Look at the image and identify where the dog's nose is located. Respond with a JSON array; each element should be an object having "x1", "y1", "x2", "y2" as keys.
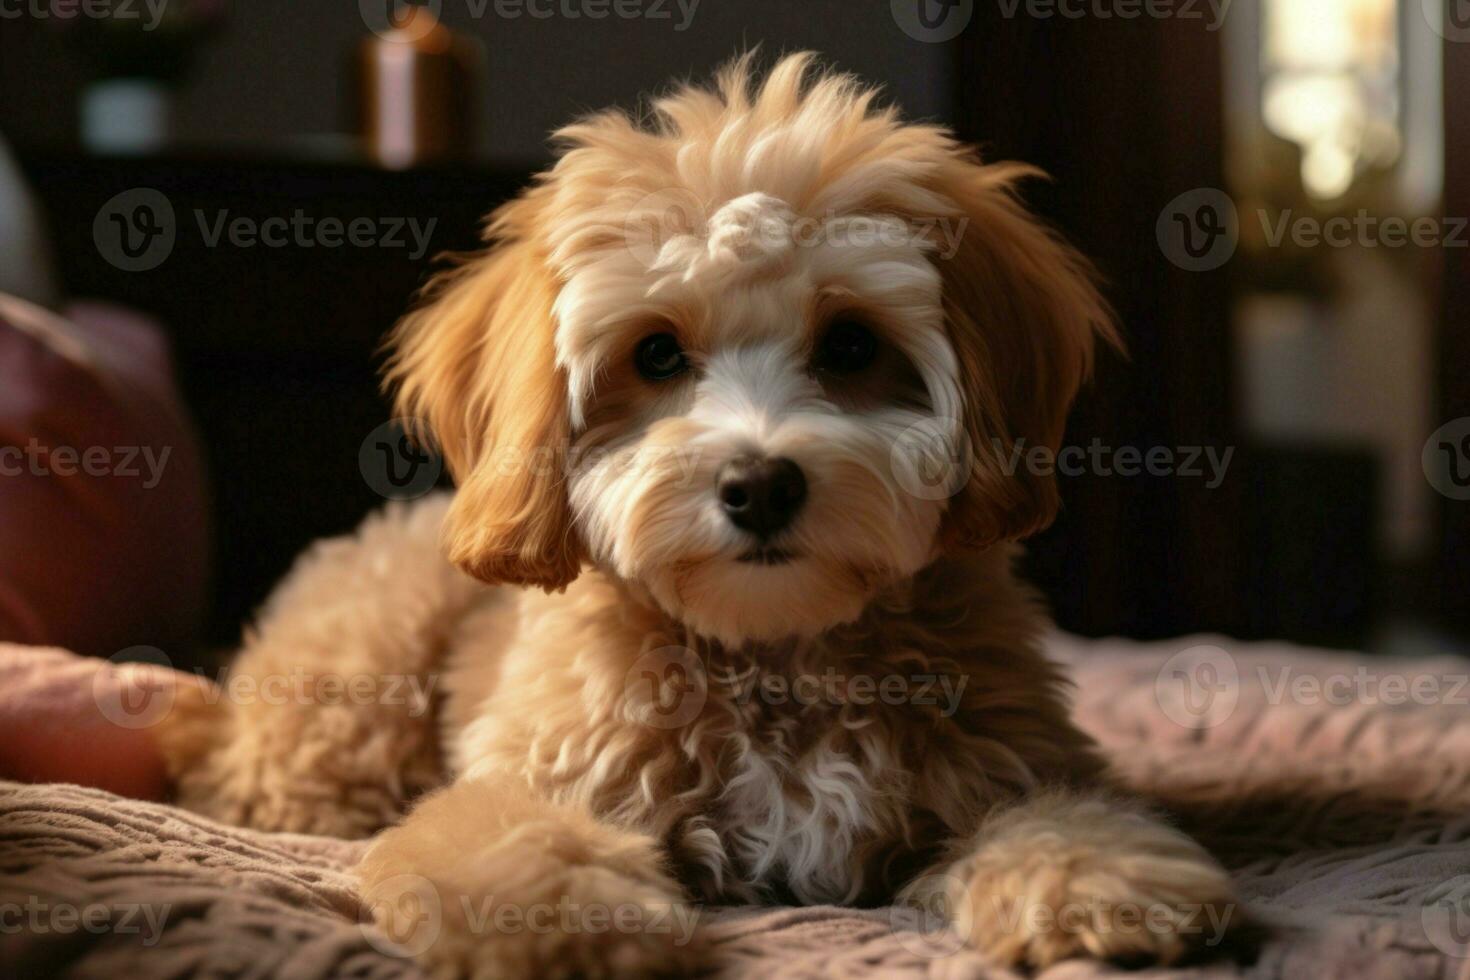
[{"x1": 717, "y1": 456, "x2": 807, "y2": 538}]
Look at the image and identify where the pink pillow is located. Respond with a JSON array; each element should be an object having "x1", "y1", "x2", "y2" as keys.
[
  {"x1": 0, "y1": 644, "x2": 217, "y2": 800},
  {"x1": 0, "y1": 293, "x2": 210, "y2": 658}
]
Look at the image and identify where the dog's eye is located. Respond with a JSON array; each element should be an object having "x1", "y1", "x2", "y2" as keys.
[
  {"x1": 816, "y1": 320, "x2": 878, "y2": 374},
  {"x1": 635, "y1": 333, "x2": 688, "y2": 381}
]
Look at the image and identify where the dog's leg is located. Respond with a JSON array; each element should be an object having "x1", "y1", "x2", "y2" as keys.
[
  {"x1": 357, "y1": 774, "x2": 705, "y2": 979},
  {"x1": 160, "y1": 494, "x2": 488, "y2": 838},
  {"x1": 901, "y1": 790, "x2": 1239, "y2": 970}
]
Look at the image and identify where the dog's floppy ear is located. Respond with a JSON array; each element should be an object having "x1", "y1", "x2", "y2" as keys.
[
  {"x1": 929, "y1": 159, "x2": 1121, "y2": 551},
  {"x1": 384, "y1": 192, "x2": 585, "y2": 590}
]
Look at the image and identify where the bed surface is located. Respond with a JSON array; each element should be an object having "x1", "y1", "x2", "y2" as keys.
[{"x1": 5, "y1": 632, "x2": 1470, "y2": 978}]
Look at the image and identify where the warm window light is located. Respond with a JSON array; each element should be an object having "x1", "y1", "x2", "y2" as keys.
[{"x1": 1261, "y1": 0, "x2": 1401, "y2": 200}]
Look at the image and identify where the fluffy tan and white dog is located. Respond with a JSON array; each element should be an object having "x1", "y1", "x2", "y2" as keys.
[{"x1": 165, "y1": 53, "x2": 1238, "y2": 978}]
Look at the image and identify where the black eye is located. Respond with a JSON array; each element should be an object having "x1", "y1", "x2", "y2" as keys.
[
  {"x1": 635, "y1": 333, "x2": 687, "y2": 381},
  {"x1": 817, "y1": 320, "x2": 878, "y2": 374}
]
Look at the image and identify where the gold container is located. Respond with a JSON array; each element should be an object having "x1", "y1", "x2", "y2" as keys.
[{"x1": 357, "y1": 7, "x2": 480, "y2": 169}]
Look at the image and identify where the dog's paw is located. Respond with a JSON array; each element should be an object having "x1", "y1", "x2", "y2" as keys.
[
  {"x1": 352, "y1": 811, "x2": 702, "y2": 980},
  {"x1": 937, "y1": 797, "x2": 1240, "y2": 970},
  {"x1": 359, "y1": 833, "x2": 705, "y2": 979}
]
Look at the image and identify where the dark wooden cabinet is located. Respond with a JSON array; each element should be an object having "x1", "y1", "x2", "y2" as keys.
[{"x1": 21, "y1": 152, "x2": 534, "y2": 645}]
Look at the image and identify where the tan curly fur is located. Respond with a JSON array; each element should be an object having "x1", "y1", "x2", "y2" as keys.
[{"x1": 166, "y1": 53, "x2": 1238, "y2": 977}]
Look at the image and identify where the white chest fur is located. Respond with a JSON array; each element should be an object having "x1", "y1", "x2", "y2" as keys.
[{"x1": 696, "y1": 670, "x2": 927, "y2": 904}]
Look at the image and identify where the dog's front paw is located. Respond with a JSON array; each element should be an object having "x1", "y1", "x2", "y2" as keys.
[
  {"x1": 362, "y1": 866, "x2": 702, "y2": 979},
  {"x1": 931, "y1": 796, "x2": 1240, "y2": 970},
  {"x1": 352, "y1": 805, "x2": 702, "y2": 980}
]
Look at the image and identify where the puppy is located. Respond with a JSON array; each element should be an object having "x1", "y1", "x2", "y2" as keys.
[{"x1": 166, "y1": 53, "x2": 1237, "y2": 977}]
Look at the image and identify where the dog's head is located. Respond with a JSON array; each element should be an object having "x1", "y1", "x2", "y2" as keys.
[{"x1": 386, "y1": 53, "x2": 1118, "y2": 646}]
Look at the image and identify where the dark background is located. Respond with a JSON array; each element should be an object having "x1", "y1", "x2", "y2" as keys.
[{"x1": 1, "y1": 0, "x2": 1464, "y2": 652}]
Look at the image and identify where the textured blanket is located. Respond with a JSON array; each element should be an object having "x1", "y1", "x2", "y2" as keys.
[{"x1": 4, "y1": 633, "x2": 1470, "y2": 978}]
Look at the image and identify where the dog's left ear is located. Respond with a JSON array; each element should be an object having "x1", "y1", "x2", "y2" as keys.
[
  {"x1": 927, "y1": 159, "x2": 1122, "y2": 551},
  {"x1": 384, "y1": 191, "x2": 585, "y2": 591}
]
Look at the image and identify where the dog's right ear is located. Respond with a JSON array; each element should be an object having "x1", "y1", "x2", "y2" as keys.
[
  {"x1": 924, "y1": 159, "x2": 1121, "y2": 552},
  {"x1": 383, "y1": 193, "x2": 585, "y2": 591}
]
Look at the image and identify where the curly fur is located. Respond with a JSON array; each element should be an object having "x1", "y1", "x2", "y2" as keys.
[{"x1": 166, "y1": 53, "x2": 1238, "y2": 977}]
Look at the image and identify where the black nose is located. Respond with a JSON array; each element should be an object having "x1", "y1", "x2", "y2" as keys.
[{"x1": 717, "y1": 456, "x2": 807, "y2": 538}]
